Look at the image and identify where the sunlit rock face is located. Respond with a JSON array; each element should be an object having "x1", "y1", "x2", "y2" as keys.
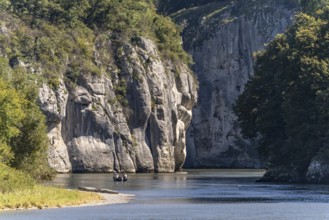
[
  {"x1": 39, "y1": 37, "x2": 197, "y2": 173},
  {"x1": 173, "y1": 0, "x2": 297, "y2": 168}
]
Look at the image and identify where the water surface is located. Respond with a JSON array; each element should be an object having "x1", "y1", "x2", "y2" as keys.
[{"x1": 2, "y1": 169, "x2": 329, "y2": 220}]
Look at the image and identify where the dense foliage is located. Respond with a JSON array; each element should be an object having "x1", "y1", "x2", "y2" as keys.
[
  {"x1": 0, "y1": 58, "x2": 53, "y2": 180},
  {"x1": 234, "y1": 2, "x2": 329, "y2": 177},
  {"x1": 3, "y1": 0, "x2": 190, "y2": 85}
]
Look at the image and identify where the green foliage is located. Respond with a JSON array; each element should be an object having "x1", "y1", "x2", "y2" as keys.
[
  {"x1": 0, "y1": 75, "x2": 25, "y2": 164},
  {"x1": 114, "y1": 78, "x2": 128, "y2": 106},
  {"x1": 301, "y1": 0, "x2": 329, "y2": 14},
  {"x1": 0, "y1": 57, "x2": 54, "y2": 180},
  {"x1": 0, "y1": 163, "x2": 101, "y2": 209},
  {"x1": 0, "y1": 0, "x2": 192, "y2": 114},
  {"x1": 234, "y1": 5, "x2": 329, "y2": 176},
  {"x1": 0, "y1": 185, "x2": 102, "y2": 209},
  {"x1": 7, "y1": 0, "x2": 191, "y2": 68},
  {"x1": 0, "y1": 163, "x2": 36, "y2": 193}
]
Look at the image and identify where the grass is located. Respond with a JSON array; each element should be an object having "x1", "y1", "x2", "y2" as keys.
[
  {"x1": 0, "y1": 163, "x2": 102, "y2": 210},
  {"x1": 0, "y1": 186, "x2": 102, "y2": 210}
]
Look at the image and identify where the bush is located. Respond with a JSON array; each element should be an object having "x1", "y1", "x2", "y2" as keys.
[{"x1": 0, "y1": 163, "x2": 36, "y2": 193}]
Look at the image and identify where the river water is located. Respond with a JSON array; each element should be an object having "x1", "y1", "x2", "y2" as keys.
[{"x1": 2, "y1": 169, "x2": 329, "y2": 220}]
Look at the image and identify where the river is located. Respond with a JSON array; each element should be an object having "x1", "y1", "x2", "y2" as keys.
[{"x1": 2, "y1": 169, "x2": 329, "y2": 220}]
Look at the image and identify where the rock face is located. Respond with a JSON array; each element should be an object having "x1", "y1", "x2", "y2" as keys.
[
  {"x1": 39, "y1": 37, "x2": 197, "y2": 173},
  {"x1": 306, "y1": 152, "x2": 329, "y2": 183},
  {"x1": 39, "y1": 81, "x2": 71, "y2": 173},
  {"x1": 173, "y1": 0, "x2": 297, "y2": 168},
  {"x1": 258, "y1": 151, "x2": 329, "y2": 183}
]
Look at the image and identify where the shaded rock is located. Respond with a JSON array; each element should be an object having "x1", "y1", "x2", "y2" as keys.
[
  {"x1": 306, "y1": 152, "x2": 329, "y2": 183},
  {"x1": 258, "y1": 167, "x2": 302, "y2": 183},
  {"x1": 73, "y1": 86, "x2": 92, "y2": 105},
  {"x1": 176, "y1": 0, "x2": 297, "y2": 168}
]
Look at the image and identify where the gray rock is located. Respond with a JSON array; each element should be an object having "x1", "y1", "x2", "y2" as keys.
[
  {"x1": 73, "y1": 86, "x2": 92, "y2": 105},
  {"x1": 39, "y1": 37, "x2": 197, "y2": 173},
  {"x1": 177, "y1": 1, "x2": 297, "y2": 168},
  {"x1": 47, "y1": 123, "x2": 72, "y2": 173},
  {"x1": 306, "y1": 153, "x2": 329, "y2": 183},
  {"x1": 0, "y1": 26, "x2": 8, "y2": 35},
  {"x1": 39, "y1": 81, "x2": 68, "y2": 122},
  {"x1": 39, "y1": 81, "x2": 71, "y2": 172}
]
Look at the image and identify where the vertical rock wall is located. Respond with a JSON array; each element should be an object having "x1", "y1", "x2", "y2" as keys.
[
  {"x1": 39, "y1": 37, "x2": 197, "y2": 173},
  {"x1": 174, "y1": 1, "x2": 297, "y2": 168}
]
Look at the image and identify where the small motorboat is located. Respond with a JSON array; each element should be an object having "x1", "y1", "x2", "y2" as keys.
[{"x1": 113, "y1": 172, "x2": 128, "y2": 182}]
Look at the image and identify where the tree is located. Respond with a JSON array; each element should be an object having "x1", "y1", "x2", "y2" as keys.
[
  {"x1": 8, "y1": 67, "x2": 54, "y2": 180},
  {"x1": 234, "y1": 5, "x2": 329, "y2": 179},
  {"x1": 0, "y1": 58, "x2": 54, "y2": 179},
  {"x1": 0, "y1": 77, "x2": 25, "y2": 164},
  {"x1": 301, "y1": 0, "x2": 329, "y2": 14}
]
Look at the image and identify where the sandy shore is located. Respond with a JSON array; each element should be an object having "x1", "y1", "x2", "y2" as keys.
[{"x1": 80, "y1": 192, "x2": 135, "y2": 207}]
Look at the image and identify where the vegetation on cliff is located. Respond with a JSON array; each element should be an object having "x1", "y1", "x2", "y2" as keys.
[
  {"x1": 234, "y1": 0, "x2": 329, "y2": 181},
  {"x1": 1, "y1": 0, "x2": 190, "y2": 90}
]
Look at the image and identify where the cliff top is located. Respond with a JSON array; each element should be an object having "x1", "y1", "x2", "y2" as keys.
[{"x1": 170, "y1": 0, "x2": 300, "y2": 50}]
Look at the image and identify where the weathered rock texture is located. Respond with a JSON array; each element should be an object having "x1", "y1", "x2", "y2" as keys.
[
  {"x1": 39, "y1": 37, "x2": 197, "y2": 173},
  {"x1": 173, "y1": 0, "x2": 298, "y2": 168}
]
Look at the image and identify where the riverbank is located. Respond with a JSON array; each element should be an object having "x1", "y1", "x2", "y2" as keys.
[
  {"x1": 0, "y1": 188, "x2": 134, "y2": 211},
  {"x1": 0, "y1": 162, "x2": 134, "y2": 211},
  {"x1": 3, "y1": 170, "x2": 329, "y2": 220}
]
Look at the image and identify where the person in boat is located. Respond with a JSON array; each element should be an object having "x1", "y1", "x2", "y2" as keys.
[
  {"x1": 122, "y1": 172, "x2": 128, "y2": 182},
  {"x1": 113, "y1": 171, "x2": 119, "y2": 181}
]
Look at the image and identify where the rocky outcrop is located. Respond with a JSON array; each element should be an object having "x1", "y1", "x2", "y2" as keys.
[
  {"x1": 39, "y1": 81, "x2": 71, "y2": 173},
  {"x1": 173, "y1": 0, "x2": 298, "y2": 168},
  {"x1": 39, "y1": 37, "x2": 197, "y2": 173},
  {"x1": 258, "y1": 151, "x2": 329, "y2": 183},
  {"x1": 306, "y1": 152, "x2": 329, "y2": 183},
  {"x1": 258, "y1": 166, "x2": 303, "y2": 183}
]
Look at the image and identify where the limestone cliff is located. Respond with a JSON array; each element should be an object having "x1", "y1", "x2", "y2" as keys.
[
  {"x1": 172, "y1": 0, "x2": 298, "y2": 168},
  {"x1": 39, "y1": 37, "x2": 197, "y2": 173}
]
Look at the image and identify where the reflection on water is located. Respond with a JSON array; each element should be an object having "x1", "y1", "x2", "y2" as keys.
[{"x1": 3, "y1": 169, "x2": 329, "y2": 220}]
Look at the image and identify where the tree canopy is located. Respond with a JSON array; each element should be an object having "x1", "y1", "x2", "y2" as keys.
[
  {"x1": 0, "y1": 58, "x2": 53, "y2": 180},
  {"x1": 234, "y1": 3, "x2": 329, "y2": 178}
]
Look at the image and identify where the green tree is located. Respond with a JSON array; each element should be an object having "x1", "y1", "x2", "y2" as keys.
[
  {"x1": 0, "y1": 58, "x2": 54, "y2": 179},
  {"x1": 301, "y1": 0, "x2": 329, "y2": 14},
  {"x1": 0, "y1": 77, "x2": 25, "y2": 164},
  {"x1": 234, "y1": 5, "x2": 329, "y2": 180},
  {"x1": 8, "y1": 67, "x2": 54, "y2": 180}
]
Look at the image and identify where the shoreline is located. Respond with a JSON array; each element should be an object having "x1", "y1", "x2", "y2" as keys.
[
  {"x1": 79, "y1": 192, "x2": 135, "y2": 207},
  {"x1": 1, "y1": 192, "x2": 135, "y2": 212}
]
